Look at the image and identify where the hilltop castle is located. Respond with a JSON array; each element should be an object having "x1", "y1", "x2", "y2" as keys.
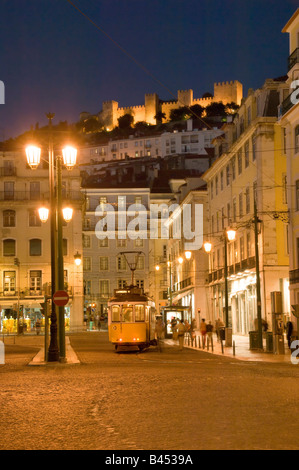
[{"x1": 80, "y1": 80, "x2": 243, "y2": 130}]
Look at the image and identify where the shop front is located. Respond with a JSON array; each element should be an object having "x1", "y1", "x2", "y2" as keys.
[
  {"x1": 0, "y1": 298, "x2": 71, "y2": 334},
  {"x1": 230, "y1": 274, "x2": 257, "y2": 335}
]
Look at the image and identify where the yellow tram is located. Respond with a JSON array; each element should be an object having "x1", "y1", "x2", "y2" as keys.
[{"x1": 108, "y1": 285, "x2": 156, "y2": 352}]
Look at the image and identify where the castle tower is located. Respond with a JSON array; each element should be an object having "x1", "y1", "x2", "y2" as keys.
[
  {"x1": 145, "y1": 93, "x2": 159, "y2": 125},
  {"x1": 214, "y1": 81, "x2": 243, "y2": 106},
  {"x1": 177, "y1": 89, "x2": 194, "y2": 107},
  {"x1": 101, "y1": 100, "x2": 119, "y2": 129}
]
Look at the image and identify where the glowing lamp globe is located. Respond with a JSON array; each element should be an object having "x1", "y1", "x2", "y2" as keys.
[
  {"x1": 26, "y1": 146, "x2": 41, "y2": 170},
  {"x1": 62, "y1": 146, "x2": 77, "y2": 170}
]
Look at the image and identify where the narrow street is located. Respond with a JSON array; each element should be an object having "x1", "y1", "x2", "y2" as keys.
[{"x1": 0, "y1": 332, "x2": 298, "y2": 450}]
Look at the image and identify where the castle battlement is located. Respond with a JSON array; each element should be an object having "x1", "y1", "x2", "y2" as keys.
[{"x1": 93, "y1": 80, "x2": 243, "y2": 130}]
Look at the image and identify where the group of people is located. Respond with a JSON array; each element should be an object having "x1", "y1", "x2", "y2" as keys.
[{"x1": 155, "y1": 315, "x2": 225, "y2": 352}]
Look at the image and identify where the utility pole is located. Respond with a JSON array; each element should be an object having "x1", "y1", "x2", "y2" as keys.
[{"x1": 254, "y1": 196, "x2": 263, "y2": 350}]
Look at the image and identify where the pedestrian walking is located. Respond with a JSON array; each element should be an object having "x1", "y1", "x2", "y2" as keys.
[
  {"x1": 206, "y1": 321, "x2": 214, "y2": 349},
  {"x1": 215, "y1": 318, "x2": 224, "y2": 342},
  {"x1": 35, "y1": 318, "x2": 41, "y2": 335},
  {"x1": 177, "y1": 319, "x2": 186, "y2": 351},
  {"x1": 199, "y1": 318, "x2": 207, "y2": 349},
  {"x1": 286, "y1": 320, "x2": 293, "y2": 349}
]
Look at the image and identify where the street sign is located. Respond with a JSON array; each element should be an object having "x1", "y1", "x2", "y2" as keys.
[{"x1": 53, "y1": 290, "x2": 69, "y2": 307}]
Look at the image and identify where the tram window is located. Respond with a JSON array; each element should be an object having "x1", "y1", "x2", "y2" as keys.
[
  {"x1": 135, "y1": 305, "x2": 145, "y2": 322},
  {"x1": 112, "y1": 305, "x2": 120, "y2": 322},
  {"x1": 122, "y1": 305, "x2": 133, "y2": 322},
  {"x1": 145, "y1": 306, "x2": 150, "y2": 321}
]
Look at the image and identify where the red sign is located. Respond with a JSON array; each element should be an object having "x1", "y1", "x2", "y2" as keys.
[{"x1": 53, "y1": 290, "x2": 69, "y2": 307}]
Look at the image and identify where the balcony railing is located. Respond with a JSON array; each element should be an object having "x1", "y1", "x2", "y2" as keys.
[
  {"x1": 290, "y1": 269, "x2": 299, "y2": 285},
  {"x1": 208, "y1": 257, "x2": 256, "y2": 284},
  {"x1": 279, "y1": 92, "x2": 296, "y2": 117},
  {"x1": 288, "y1": 48, "x2": 299, "y2": 71}
]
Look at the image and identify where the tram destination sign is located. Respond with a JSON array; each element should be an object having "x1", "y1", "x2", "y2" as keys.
[{"x1": 53, "y1": 290, "x2": 69, "y2": 307}]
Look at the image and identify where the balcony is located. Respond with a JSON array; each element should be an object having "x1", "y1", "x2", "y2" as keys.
[
  {"x1": 288, "y1": 48, "x2": 299, "y2": 71},
  {"x1": 290, "y1": 269, "x2": 299, "y2": 285},
  {"x1": 279, "y1": 92, "x2": 296, "y2": 117},
  {"x1": 208, "y1": 257, "x2": 256, "y2": 284}
]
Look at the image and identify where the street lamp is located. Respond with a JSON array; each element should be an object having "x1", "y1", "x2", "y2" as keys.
[
  {"x1": 74, "y1": 252, "x2": 82, "y2": 267},
  {"x1": 25, "y1": 114, "x2": 77, "y2": 362}
]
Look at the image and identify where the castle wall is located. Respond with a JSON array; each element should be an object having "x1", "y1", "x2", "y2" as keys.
[{"x1": 96, "y1": 81, "x2": 243, "y2": 129}]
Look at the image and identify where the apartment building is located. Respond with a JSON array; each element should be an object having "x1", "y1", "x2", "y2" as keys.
[
  {"x1": 203, "y1": 78, "x2": 290, "y2": 334},
  {"x1": 279, "y1": 8, "x2": 299, "y2": 328},
  {"x1": 82, "y1": 183, "x2": 151, "y2": 320},
  {"x1": 78, "y1": 123, "x2": 222, "y2": 170},
  {"x1": 166, "y1": 178, "x2": 209, "y2": 327},
  {"x1": 0, "y1": 150, "x2": 84, "y2": 333}
]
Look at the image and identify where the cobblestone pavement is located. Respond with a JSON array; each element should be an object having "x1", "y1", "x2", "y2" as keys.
[{"x1": 1, "y1": 332, "x2": 299, "y2": 450}]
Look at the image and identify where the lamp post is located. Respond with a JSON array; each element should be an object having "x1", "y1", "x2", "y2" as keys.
[
  {"x1": 25, "y1": 114, "x2": 77, "y2": 362},
  {"x1": 254, "y1": 197, "x2": 263, "y2": 350}
]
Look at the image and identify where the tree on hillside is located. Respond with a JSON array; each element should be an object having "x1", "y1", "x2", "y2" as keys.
[
  {"x1": 154, "y1": 111, "x2": 166, "y2": 123},
  {"x1": 170, "y1": 106, "x2": 191, "y2": 121},
  {"x1": 205, "y1": 102, "x2": 227, "y2": 117},
  {"x1": 118, "y1": 113, "x2": 134, "y2": 129}
]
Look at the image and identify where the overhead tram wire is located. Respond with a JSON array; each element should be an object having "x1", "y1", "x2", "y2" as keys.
[{"x1": 65, "y1": 0, "x2": 213, "y2": 129}]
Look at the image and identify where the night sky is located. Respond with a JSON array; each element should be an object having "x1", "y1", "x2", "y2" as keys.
[{"x1": 0, "y1": 0, "x2": 298, "y2": 139}]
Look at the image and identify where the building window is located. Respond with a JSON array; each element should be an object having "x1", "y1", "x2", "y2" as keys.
[
  {"x1": 118, "y1": 280, "x2": 127, "y2": 289},
  {"x1": 136, "y1": 279, "x2": 144, "y2": 289},
  {"x1": 252, "y1": 138, "x2": 256, "y2": 161},
  {"x1": 99, "y1": 280, "x2": 110, "y2": 296},
  {"x1": 3, "y1": 239, "x2": 16, "y2": 256},
  {"x1": 29, "y1": 239, "x2": 42, "y2": 256},
  {"x1": 238, "y1": 151, "x2": 242, "y2": 175},
  {"x1": 226, "y1": 165, "x2": 230, "y2": 186},
  {"x1": 29, "y1": 209, "x2": 41, "y2": 227},
  {"x1": 3, "y1": 210, "x2": 15, "y2": 227},
  {"x1": 247, "y1": 232, "x2": 251, "y2": 258},
  {"x1": 135, "y1": 238, "x2": 143, "y2": 248},
  {"x1": 220, "y1": 171, "x2": 224, "y2": 191},
  {"x1": 3, "y1": 271, "x2": 16, "y2": 293},
  {"x1": 4, "y1": 182, "x2": 14, "y2": 200},
  {"x1": 117, "y1": 238, "x2": 127, "y2": 248},
  {"x1": 231, "y1": 157, "x2": 236, "y2": 180},
  {"x1": 136, "y1": 255, "x2": 144, "y2": 270},
  {"x1": 30, "y1": 270, "x2": 42, "y2": 292},
  {"x1": 295, "y1": 126, "x2": 299, "y2": 154},
  {"x1": 83, "y1": 234, "x2": 91, "y2": 248},
  {"x1": 239, "y1": 193, "x2": 243, "y2": 218},
  {"x1": 245, "y1": 142, "x2": 250, "y2": 168},
  {"x1": 99, "y1": 257, "x2": 109, "y2": 271},
  {"x1": 117, "y1": 255, "x2": 127, "y2": 271},
  {"x1": 233, "y1": 198, "x2": 237, "y2": 223},
  {"x1": 245, "y1": 187, "x2": 250, "y2": 214},
  {"x1": 98, "y1": 238, "x2": 108, "y2": 248},
  {"x1": 83, "y1": 257, "x2": 91, "y2": 271},
  {"x1": 30, "y1": 182, "x2": 40, "y2": 200}
]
